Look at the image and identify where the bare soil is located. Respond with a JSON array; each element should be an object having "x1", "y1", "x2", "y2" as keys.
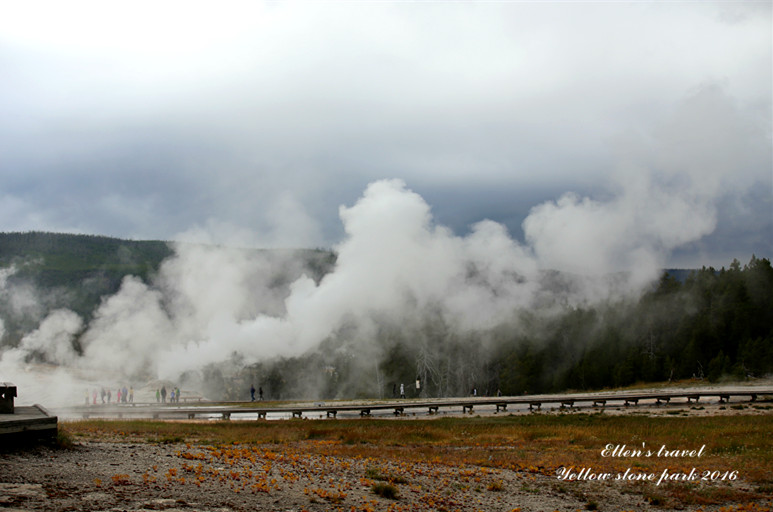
[
  {"x1": 0, "y1": 435, "x2": 770, "y2": 512},
  {"x1": 2, "y1": 386, "x2": 773, "y2": 512}
]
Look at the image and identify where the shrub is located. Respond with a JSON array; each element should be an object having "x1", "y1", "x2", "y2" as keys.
[
  {"x1": 56, "y1": 427, "x2": 75, "y2": 449},
  {"x1": 372, "y1": 482, "x2": 399, "y2": 500},
  {"x1": 487, "y1": 480, "x2": 505, "y2": 492}
]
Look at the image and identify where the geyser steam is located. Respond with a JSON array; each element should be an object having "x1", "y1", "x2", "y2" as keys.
[
  {"x1": 0, "y1": 178, "x2": 706, "y2": 404},
  {"x1": 1, "y1": 86, "x2": 766, "y2": 404}
]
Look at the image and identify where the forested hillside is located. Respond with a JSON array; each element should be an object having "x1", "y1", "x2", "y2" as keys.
[
  {"x1": 0, "y1": 232, "x2": 172, "y2": 344},
  {"x1": 495, "y1": 256, "x2": 773, "y2": 392}
]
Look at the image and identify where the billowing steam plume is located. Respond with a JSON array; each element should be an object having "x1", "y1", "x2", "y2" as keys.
[{"x1": 0, "y1": 86, "x2": 768, "y2": 405}]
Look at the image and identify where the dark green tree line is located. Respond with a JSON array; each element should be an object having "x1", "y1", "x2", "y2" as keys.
[{"x1": 241, "y1": 256, "x2": 773, "y2": 401}]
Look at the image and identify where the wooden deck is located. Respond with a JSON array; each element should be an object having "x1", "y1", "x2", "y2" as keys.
[
  {"x1": 0, "y1": 405, "x2": 58, "y2": 441},
  {"x1": 58, "y1": 387, "x2": 773, "y2": 421}
]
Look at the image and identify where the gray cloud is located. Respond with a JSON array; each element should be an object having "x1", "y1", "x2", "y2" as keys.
[{"x1": 0, "y1": 1, "x2": 769, "y2": 264}]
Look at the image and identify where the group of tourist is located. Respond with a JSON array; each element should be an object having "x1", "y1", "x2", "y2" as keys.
[
  {"x1": 155, "y1": 385, "x2": 181, "y2": 403},
  {"x1": 85, "y1": 386, "x2": 133, "y2": 405}
]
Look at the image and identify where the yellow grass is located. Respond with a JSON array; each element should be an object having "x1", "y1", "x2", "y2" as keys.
[{"x1": 64, "y1": 413, "x2": 773, "y2": 479}]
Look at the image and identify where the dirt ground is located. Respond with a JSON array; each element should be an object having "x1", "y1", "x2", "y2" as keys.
[
  {"x1": 2, "y1": 389, "x2": 772, "y2": 512},
  {"x1": 0, "y1": 434, "x2": 770, "y2": 512}
]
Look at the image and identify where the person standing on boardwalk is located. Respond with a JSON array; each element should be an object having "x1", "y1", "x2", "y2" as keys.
[
  {"x1": 250, "y1": 385, "x2": 255, "y2": 401},
  {"x1": 161, "y1": 386, "x2": 167, "y2": 403},
  {"x1": 399, "y1": 383, "x2": 405, "y2": 399}
]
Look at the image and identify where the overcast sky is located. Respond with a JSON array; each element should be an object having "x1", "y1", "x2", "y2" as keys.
[{"x1": 0, "y1": 1, "x2": 770, "y2": 269}]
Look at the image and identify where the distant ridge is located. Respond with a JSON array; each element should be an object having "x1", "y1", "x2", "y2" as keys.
[{"x1": 0, "y1": 231, "x2": 173, "y2": 271}]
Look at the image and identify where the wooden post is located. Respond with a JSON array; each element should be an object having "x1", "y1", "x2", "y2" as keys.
[{"x1": 0, "y1": 383, "x2": 16, "y2": 414}]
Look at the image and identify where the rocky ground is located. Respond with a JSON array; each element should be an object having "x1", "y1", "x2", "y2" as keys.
[
  {"x1": 3, "y1": 384, "x2": 773, "y2": 512},
  {"x1": 0, "y1": 436, "x2": 770, "y2": 512}
]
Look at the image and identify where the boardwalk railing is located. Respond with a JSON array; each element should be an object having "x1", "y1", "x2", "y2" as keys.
[{"x1": 60, "y1": 387, "x2": 773, "y2": 421}]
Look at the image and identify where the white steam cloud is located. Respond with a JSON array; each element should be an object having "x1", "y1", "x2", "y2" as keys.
[
  {"x1": 1, "y1": 85, "x2": 767, "y2": 405},
  {"x1": 0, "y1": 175, "x2": 715, "y2": 402},
  {"x1": 4, "y1": 310, "x2": 83, "y2": 367}
]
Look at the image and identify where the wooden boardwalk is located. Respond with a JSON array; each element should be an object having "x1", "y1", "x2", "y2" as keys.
[
  {"x1": 59, "y1": 386, "x2": 773, "y2": 421},
  {"x1": 0, "y1": 405, "x2": 58, "y2": 440}
]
